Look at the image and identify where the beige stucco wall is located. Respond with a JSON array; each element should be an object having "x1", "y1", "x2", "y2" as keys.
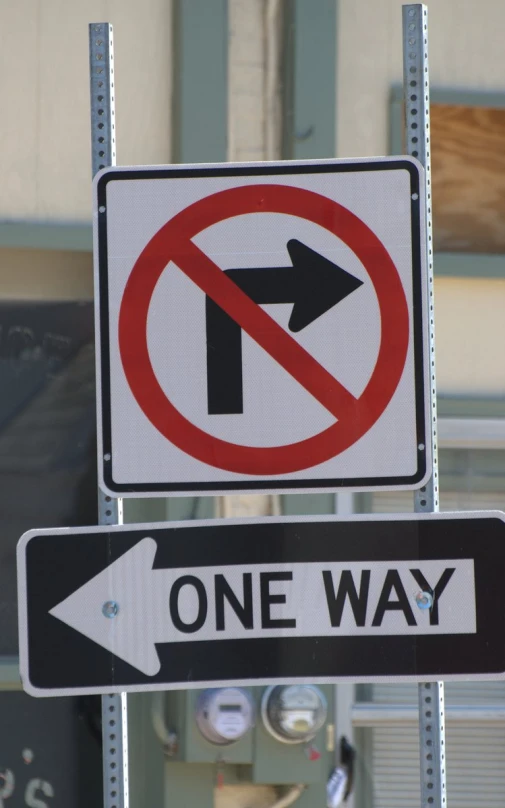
[
  {"x1": 337, "y1": 0, "x2": 505, "y2": 158},
  {"x1": 435, "y1": 276, "x2": 505, "y2": 397},
  {"x1": 228, "y1": 0, "x2": 282, "y2": 162},
  {"x1": 0, "y1": 0, "x2": 173, "y2": 221},
  {"x1": 228, "y1": 0, "x2": 267, "y2": 162}
]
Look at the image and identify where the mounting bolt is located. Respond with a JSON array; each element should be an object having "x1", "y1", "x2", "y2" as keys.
[
  {"x1": 415, "y1": 591, "x2": 433, "y2": 610},
  {"x1": 102, "y1": 600, "x2": 119, "y2": 618}
]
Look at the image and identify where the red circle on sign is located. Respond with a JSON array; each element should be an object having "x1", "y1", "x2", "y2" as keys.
[{"x1": 118, "y1": 184, "x2": 409, "y2": 475}]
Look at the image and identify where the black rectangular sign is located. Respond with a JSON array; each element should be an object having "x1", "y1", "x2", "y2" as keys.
[{"x1": 17, "y1": 512, "x2": 505, "y2": 696}]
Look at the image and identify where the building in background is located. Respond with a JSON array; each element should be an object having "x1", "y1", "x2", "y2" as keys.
[{"x1": 1, "y1": 1, "x2": 505, "y2": 806}]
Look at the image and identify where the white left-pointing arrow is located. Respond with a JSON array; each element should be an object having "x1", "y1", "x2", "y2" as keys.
[
  {"x1": 49, "y1": 537, "x2": 162, "y2": 677},
  {"x1": 49, "y1": 537, "x2": 476, "y2": 678}
]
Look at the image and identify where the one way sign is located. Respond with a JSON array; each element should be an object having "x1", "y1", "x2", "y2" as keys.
[
  {"x1": 17, "y1": 513, "x2": 505, "y2": 696},
  {"x1": 94, "y1": 158, "x2": 429, "y2": 496}
]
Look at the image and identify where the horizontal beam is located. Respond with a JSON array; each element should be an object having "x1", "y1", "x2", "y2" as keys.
[
  {"x1": 391, "y1": 84, "x2": 505, "y2": 109},
  {"x1": 438, "y1": 396, "x2": 505, "y2": 419},
  {"x1": 435, "y1": 252, "x2": 505, "y2": 278},
  {"x1": 439, "y1": 416, "x2": 505, "y2": 449},
  {"x1": 352, "y1": 702, "x2": 505, "y2": 726},
  {"x1": 0, "y1": 220, "x2": 92, "y2": 252}
]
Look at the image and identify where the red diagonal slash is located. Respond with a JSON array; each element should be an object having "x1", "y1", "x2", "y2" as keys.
[{"x1": 172, "y1": 238, "x2": 357, "y2": 421}]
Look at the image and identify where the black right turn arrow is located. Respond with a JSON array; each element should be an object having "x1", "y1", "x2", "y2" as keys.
[{"x1": 206, "y1": 239, "x2": 364, "y2": 415}]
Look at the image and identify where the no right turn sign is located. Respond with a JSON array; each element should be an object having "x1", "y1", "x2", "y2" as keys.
[{"x1": 94, "y1": 157, "x2": 430, "y2": 495}]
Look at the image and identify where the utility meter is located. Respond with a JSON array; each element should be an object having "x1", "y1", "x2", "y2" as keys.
[
  {"x1": 261, "y1": 685, "x2": 328, "y2": 744},
  {"x1": 195, "y1": 688, "x2": 255, "y2": 745}
]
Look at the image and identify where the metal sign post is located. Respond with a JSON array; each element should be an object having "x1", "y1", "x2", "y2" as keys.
[
  {"x1": 402, "y1": 5, "x2": 447, "y2": 808},
  {"x1": 89, "y1": 23, "x2": 129, "y2": 808}
]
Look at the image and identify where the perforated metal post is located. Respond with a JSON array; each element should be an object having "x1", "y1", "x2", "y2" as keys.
[
  {"x1": 89, "y1": 23, "x2": 129, "y2": 808},
  {"x1": 402, "y1": 6, "x2": 446, "y2": 808},
  {"x1": 90, "y1": 23, "x2": 116, "y2": 175}
]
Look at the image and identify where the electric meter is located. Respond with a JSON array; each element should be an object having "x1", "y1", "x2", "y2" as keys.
[
  {"x1": 261, "y1": 685, "x2": 328, "y2": 744},
  {"x1": 195, "y1": 688, "x2": 255, "y2": 745}
]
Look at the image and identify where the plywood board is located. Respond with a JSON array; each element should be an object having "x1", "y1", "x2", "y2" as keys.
[{"x1": 431, "y1": 104, "x2": 505, "y2": 253}]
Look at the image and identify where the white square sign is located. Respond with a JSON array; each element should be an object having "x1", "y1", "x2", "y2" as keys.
[{"x1": 93, "y1": 157, "x2": 430, "y2": 496}]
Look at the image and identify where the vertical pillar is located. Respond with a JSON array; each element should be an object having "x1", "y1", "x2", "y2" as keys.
[
  {"x1": 89, "y1": 23, "x2": 129, "y2": 808},
  {"x1": 402, "y1": 6, "x2": 447, "y2": 808}
]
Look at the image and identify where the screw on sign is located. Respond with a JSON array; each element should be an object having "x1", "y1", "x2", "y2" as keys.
[{"x1": 96, "y1": 160, "x2": 428, "y2": 493}]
